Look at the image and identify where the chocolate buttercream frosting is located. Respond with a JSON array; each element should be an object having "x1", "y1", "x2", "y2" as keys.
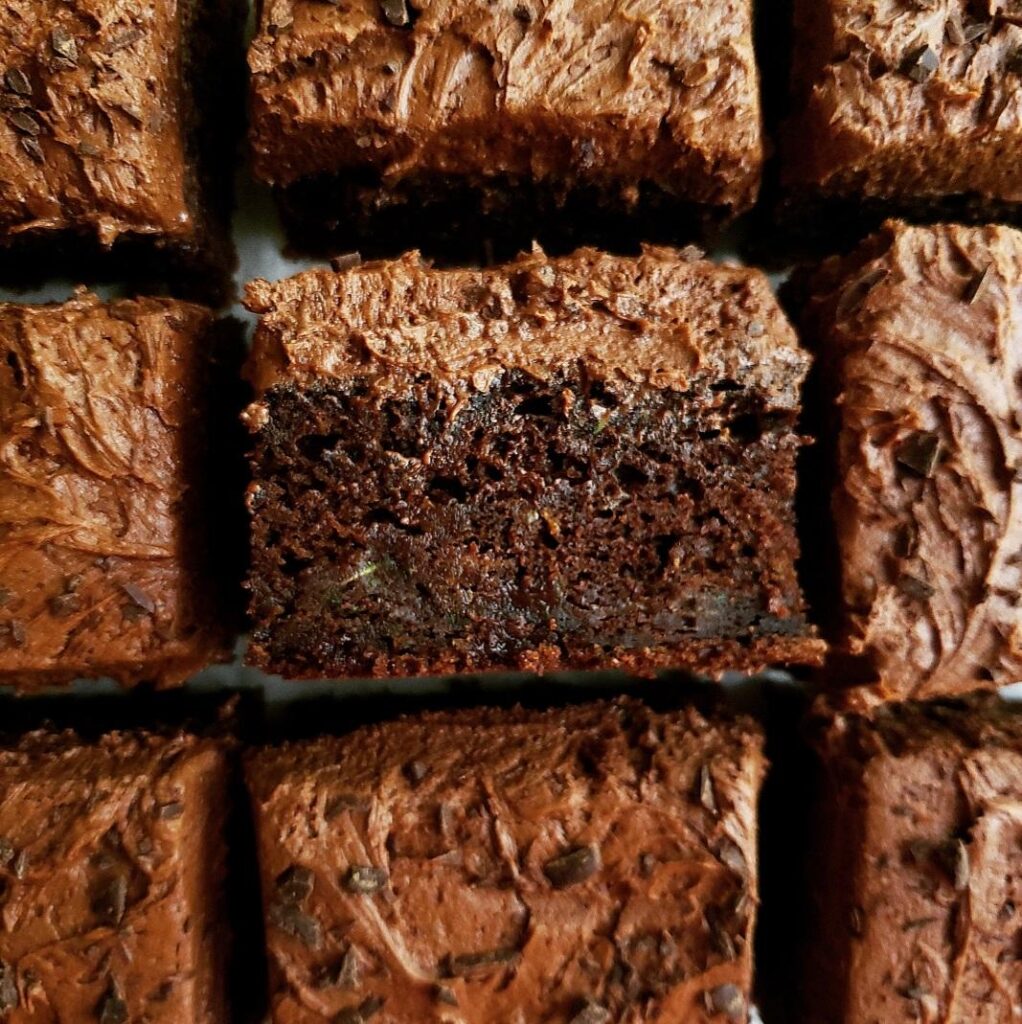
[
  {"x1": 806, "y1": 693, "x2": 1022, "y2": 1024},
  {"x1": 799, "y1": 220, "x2": 1022, "y2": 701},
  {"x1": 0, "y1": 0, "x2": 194, "y2": 246},
  {"x1": 0, "y1": 289, "x2": 231, "y2": 689},
  {"x1": 244, "y1": 245, "x2": 809, "y2": 407},
  {"x1": 249, "y1": 0, "x2": 763, "y2": 214},
  {"x1": 785, "y1": 0, "x2": 1022, "y2": 200},
  {"x1": 246, "y1": 699, "x2": 766, "y2": 1024},
  {"x1": 0, "y1": 730, "x2": 229, "y2": 1023}
]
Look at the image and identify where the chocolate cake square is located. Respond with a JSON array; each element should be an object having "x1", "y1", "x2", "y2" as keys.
[
  {"x1": 0, "y1": 290, "x2": 236, "y2": 690},
  {"x1": 795, "y1": 220, "x2": 1022, "y2": 701},
  {"x1": 243, "y1": 246, "x2": 823, "y2": 680},
  {"x1": 782, "y1": 0, "x2": 1022, "y2": 231},
  {"x1": 248, "y1": 0, "x2": 763, "y2": 257},
  {"x1": 245, "y1": 699, "x2": 765, "y2": 1024},
  {"x1": 805, "y1": 694, "x2": 1022, "y2": 1024},
  {"x1": 0, "y1": 0, "x2": 243, "y2": 302},
  {"x1": 0, "y1": 730, "x2": 230, "y2": 1023}
]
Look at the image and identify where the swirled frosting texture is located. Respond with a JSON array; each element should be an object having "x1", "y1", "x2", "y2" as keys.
[
  {"x1": 0, "y1": 730, "x2": 229, "y2": 1024},
  {"x1": 785, "y1": 0, "x2": 1022, "y2": 200},
  {"x1": 802, "y1": 221, "x2": 1022, "y2": 701},
  {"x1": 246, "y1": 700, "x2": 765, "y2": 1024},
  {"x1": 0, "y1": 290, "x2": 228, "y2": 689},
  {"x1": 244, "y1": 246, "x2": 810, "y2": 408},
  {"x1": 0, "y1": 0, "x2": 194, "y2": 246},
  {"x1": 249, "y1": 0, "x2": 763, "y2": 213},
  {"x1": 807, "y1": 694, "x2": 1022, "y2": 1024}
]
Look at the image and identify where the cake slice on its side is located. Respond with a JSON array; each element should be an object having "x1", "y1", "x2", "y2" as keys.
[
  {"x1": 795, "y1": 220, "x2": 1022, "y2": 702},
  {"x1": 0, "y1": 730, "x2": 231, "y2": 1024},
  {"x1": 243, "y1": 246, "x2": 824, "y2": 680},
  {"x1": 245, "y1": 699, "x2": 766, "y2": 1024}
]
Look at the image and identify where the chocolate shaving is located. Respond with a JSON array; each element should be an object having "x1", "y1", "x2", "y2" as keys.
[
  {"x1": 0, "y1": 961, "x2": 16, "y2": 1011},
  {"x1": 543, "y1": 845, "x2": 600, "y2": 888},
  {"x1": 91, "y1": 871, "x2": 128, "y2": 925},
  {"x1": 277, "y1": 865, "x2": 314, "y2": 903},
  {"x1": 120, "y1": 582, "x2": 156, "y2": 614},
  {"x1": 331, "y1": 252, "x2": 363, "y2": 272},
  {"x1": 898, "y1": 573, "x2": 936, "y2": 601},
  {"x1": 569, "y1": 1000, "x2": 610, "y2": 1024},
  {"x1": 8, "y1": 110, "x2": 39, "y2": 135},
  {"x1": 336, "y1": 996, "x2": 384, "y2": 1024},
  {"x1": 269, "y1": 902, "x2": 322, "y2": 948},
  {"x1": 963, "y1": 265, "x2": 992, "y2": 304},
  {"x1": 446, "y1": 947, "x2": 520, "y2": 977},
  {"x1": 51, "y1": 27, "x2": 78, "y2": 64},
  {"x1": 697, "y1": 764, "x2": 717, "y2": 815},
  {"x1": 20, "y1": 137, "x2": 43, "y2": 162},
  {"x1": 98, "y1": 985, "x2": 128, "y2": 1024},
  {"x1": 343, "y1": 865, "x2": 388, "y2": 894},
  {"x1": 435, "y1": 985, "x2": 458, "y2": 1006},
  {"x1": 903, "y1": 45, "x2": 939, "y2": 83},
  {"x1": 379, "y1": 0, "x2": 410, "y2": 26},
  {"x1": 707, "y1": 983, "x2": 745, "y2": 1022},
  {"x1": 895, "y1": 432, "x2": 941, "y2": 477},
  {"x1": 4, "y1": 69, "x2": 30, "y2": 96}
]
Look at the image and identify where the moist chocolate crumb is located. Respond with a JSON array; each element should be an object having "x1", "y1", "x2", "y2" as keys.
[
  {"x1": 543, "y1": 845, "x2": 600, "y2": 888},
  {"x1": 343, "y1": 865, "x2": 388, "y2": 894}
]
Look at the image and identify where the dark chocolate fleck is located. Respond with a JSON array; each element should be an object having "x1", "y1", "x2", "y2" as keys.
[
  {"x1": 51, "y1": 27, "x2": 78, "y2": 64},
  {"x1": 898, "y1": 573, "x2": 936, "y2": 601},
  {"x1": 1009, "y1": 48, "x2": 1022, "y2": 73},
  {"x1": 91, "y1": 871, "x2": 128, "y2": 925},
  {"x1": 404, "y1": 760, "x2": 429, "y2": 784},
  {"x1": 835, "y1": 267, "x2": 887, "y2": 319},
  {"x1": 336, "y1": 996, "x2": 384, "y2": 1024},
  {"x1": 697, "y1": 763, "x2": 717, "y2": 815},
  {"x1": 963, "y1": 265, "x2": 992, "y2": 304},
  {"x1": 850, "y1": 905, "x2": 864, "y2": 937},
  {"x1": 0, "y1": 961, "x2": 16, "y2": 1011},
  {"x1": 8, "y1": 110, "x2": 39, "y2": 135},
  {"x1": 895, "y1": 432, "x2": 941, "y2": 478},
  {"x1": 48, "y1": 591, "x2": 81, "y2": 616},
  {"x1": 269, "y1": 902, "x2": 322, "y2": 948},
  {"x1": 514, "y1": 4, "x2": 532, "y2": 22},
  {"x1": 446, "y1": 947, "x2": 520, "y2": 977},
  {"x1": 325, "y1": 793, "x2": 367, "y2": 818},
  {"x1": 98, "y1": 985, "x2": 127, "y2": 1024},
  {"x1": 104, "y1": 28, "x2": 144, "y2": 53},
  {"x1": 4, "y1": 69, "x2": 30, "y2": 96},
  {"x1": 936, "y1": 839, "x2": 970, "y2": 891},
  {"x1": 639, "y1": 852, "x2": 656, "y2": 877},
  {"x1": 120, "y1": 582, "x2": 156, "y2": 614},
  {"x1": 708, "y1": 983, "x2": 745, "y2": 1021},
  {"x1": 435, "y1": 985, "x2": 458, "y2": 1006},
  {"x1": 20, "y1": 137, "x2": 43, "y2": 162},
  {"x1": 543, "y1": 845, "x2": 600, "y2": 888},
  {"x1": 343, "y1": 865, "x2": 388, "y2": 894},
  {"x1": 894, "y1": 522, "x2": 919, "y2": 559},
  {"x1": 157, "y1": 802, "x2": 184, "y2": 820},
  {"x1": 903, "y1": 45, "x2": 939, "y2": 83},
  {"x1": 569, "y1": 999, "x2": 610, "y2": 1024},
  {"x1": 717, "y1": 839, "x2": 748, "y2": 878},
  {"x1": 0, "y1": 839, "x2": 13, "y2": 868},
  {"x1": 331, "y1": 252, "x2": 362, "y2": 272},
  {"x1": 276, "y1": 865, "x2": 314, "y2": 903},
  {"x1": 379, "y1": 0, "x2": 410, "y2": 26},
  {"x1": 337, "y1": 945, "x2": 361, "y2": 988}
]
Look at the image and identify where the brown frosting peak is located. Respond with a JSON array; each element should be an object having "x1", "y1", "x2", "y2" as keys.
[
  {"x1": 802, "y1": 220, "x2": 1022, "y2": 701},
  {"x1": 246, "y1": 700, "x2": 766, "y2": 1024},
  {"x1": 0, "y1": 0, "x2": 193, "y2": 246},
  {"x1": 0, "y1": 730, "x2": 229, "y2": 1024},
  {"x1": 249, "y1": 0, "x2": 763, "y2": 213},
  {"x1": 0, "y1": 289, "x2": 227, "y2": 689},
  {"x1": 244, "y1": 245, "x2": 809, "y2": 409}
]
